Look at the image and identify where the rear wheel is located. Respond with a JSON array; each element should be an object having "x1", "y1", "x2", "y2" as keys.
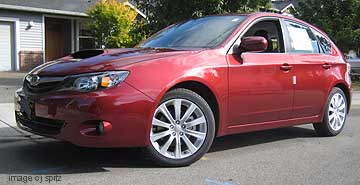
[
  {"x1": 313, "y1": 87, "x2": 347, "y2": 136},
  {"x1": 146, "y1": 88, "x2": 215, "y2": 166}
]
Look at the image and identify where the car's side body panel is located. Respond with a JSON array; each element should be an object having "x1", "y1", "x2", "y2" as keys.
[
  {"x1": 290, "y1": 53, "x2": 344, "y2": 119},
  {"x1": 227, "y1": 53, "x2": 294, "y2": 125},
  {"x1": 225, "y1": 114, "x2": 319, "y2": 135}
]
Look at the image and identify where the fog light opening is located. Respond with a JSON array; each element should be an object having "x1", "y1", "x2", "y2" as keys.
[
  {"x1": 96, "y1": 122, "x2": 104, "y2": 135},
  {"x1": 80, "y1": 121, "x2": 113, "y2": 136},
  {"x1": 95, "y1": 121, "x2": 112, "y2": 136}
]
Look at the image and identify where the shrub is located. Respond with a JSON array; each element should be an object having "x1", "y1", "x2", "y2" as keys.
[{"x1": 87, "y1": 0, "x2": 146, "y2": 48}]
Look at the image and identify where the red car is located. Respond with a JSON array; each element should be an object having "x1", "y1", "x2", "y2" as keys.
[{"x1": 15, "y1": 13, "x2": 352, "y2": 166}]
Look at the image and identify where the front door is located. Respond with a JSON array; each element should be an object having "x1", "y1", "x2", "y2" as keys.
[
  {"x1": 45, "y1": 17, "x2": 71, "y2": 62},
  {"x1": 228, "y1": 53, "x2": 294, "y2": 125},
  {"x1": 227, "y1": 19, "x2": 294, "y2": 126}
]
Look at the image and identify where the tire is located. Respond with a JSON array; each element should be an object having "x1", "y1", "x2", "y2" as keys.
[
  {"x1": 313, "y1": 87, "x2": 348, "y2": 136},
  {"x1": 145, "y1": 88, "x2": 215, "y2": 167}
]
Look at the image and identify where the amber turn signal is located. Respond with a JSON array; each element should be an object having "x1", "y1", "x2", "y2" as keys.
[{"x1": 101, "y1": 77, "x2": 111, "y2": 87}]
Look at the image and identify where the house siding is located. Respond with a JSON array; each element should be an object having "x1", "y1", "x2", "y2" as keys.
[
  {"x1": 0, "y1": 9, "x2": 43, "y2": 51},
  {"x1": 0, "y1": 9, "x2": 43, "y2": 71}
]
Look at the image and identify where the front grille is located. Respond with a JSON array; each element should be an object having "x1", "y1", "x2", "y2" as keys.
[
  {"x1": 24, "y1": 80, "x2": 62, "y2": 94},
  {"x1": 23, "y1": 75, "x2": 68, "y2": 94},
  {"x1": 16, "y1": 111, "x2": 65, "y2": 135}
]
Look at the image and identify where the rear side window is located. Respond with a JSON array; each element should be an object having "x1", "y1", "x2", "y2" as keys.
[
  {"x1": 312, "y1": 30, "x2": 332, "y2": 54},
  {"x1": 284, "y1": 21, "x2": 319, "y2": 54}
]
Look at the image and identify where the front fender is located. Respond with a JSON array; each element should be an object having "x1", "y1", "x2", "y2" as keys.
[{"x1": 123, "y1": 50, "x2": 229, "y2": 143}]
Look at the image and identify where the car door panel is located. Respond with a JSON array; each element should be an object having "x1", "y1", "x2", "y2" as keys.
[
  {"x1": 291, "y1": 54, "x2": 336, "y2": 118},
  {"x1": 282, "y1": 20, "x2": 340, "y2": 119},
  {"x1": 227, "y1": 53, "x2": 294, "y2": 126}
]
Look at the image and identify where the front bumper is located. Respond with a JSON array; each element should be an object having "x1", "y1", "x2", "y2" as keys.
[{"x1": 15, "y1": 82, "x2": 155, "y2": 148}]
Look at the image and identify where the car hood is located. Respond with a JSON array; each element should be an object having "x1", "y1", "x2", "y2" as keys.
[{"x1": 31, "y1": 48, "x2": 199, "y2": 76}]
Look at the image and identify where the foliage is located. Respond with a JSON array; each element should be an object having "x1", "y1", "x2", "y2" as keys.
[
  {"x1": 297, "y1": 0, "x2": 360, "y2": 55},
  {"x1": 87, "y1": 0, "x2": 146, "y2": 48},
  {"x1": 133, "y1": 0, "x2": 271, "y2": 34}
]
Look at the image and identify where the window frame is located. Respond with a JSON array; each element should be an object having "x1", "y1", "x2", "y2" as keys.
[
  {"x1": 227, "y1": 17, "x2": 287, "y2": 55},
  {"x1": 77, "y1": 20, "x2": 96, "y2": 51},
  {"x1": 243, "y1": 20, "x2": 286, "y2": 53}
]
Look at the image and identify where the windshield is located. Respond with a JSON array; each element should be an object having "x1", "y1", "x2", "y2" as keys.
[{"x1": 140, "y1": 15, "x2": 246, "y2": 49}]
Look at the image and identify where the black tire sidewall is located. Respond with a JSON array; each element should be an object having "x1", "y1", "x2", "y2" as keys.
[{"x1": 146, "y1": 88, "x2": 216, "y2": 166}]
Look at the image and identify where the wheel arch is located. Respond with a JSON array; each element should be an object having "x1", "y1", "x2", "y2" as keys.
[
  {"x1": 168, "y1": 80, "x2": 221, "y2": 136},
  {"x1": 334, "y1": 83, "x2": 351, "y2": 113}
]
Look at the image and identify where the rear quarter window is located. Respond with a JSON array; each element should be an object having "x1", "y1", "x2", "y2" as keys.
[{"x1": 312, "y1": 29, "x2": 332, "y2": 54}]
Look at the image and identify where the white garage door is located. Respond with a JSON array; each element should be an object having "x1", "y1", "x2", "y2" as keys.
[{"x1": 0, "y1": 21, "x2": 14, "y2": 71}]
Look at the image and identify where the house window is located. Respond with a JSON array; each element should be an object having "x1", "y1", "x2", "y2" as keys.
[{"x1": 78, "y1": 21, "x2": 96, "y2": 50}]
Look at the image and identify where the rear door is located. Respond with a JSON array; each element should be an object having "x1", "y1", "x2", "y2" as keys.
[{"x1": 283, "y1": 20, "x2": 335, "y2": 119}]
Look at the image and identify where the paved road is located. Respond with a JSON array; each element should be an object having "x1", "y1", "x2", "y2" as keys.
[{"x1": 1, "y1": 72, "x2": 360, "y2": 185}]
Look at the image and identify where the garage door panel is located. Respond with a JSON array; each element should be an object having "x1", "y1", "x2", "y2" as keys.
[{"x1": 0, "y1": 21, "x2": 14, "y2": 71}]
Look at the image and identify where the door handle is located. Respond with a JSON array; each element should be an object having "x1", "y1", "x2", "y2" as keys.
[
  {"x1": 280, "y1": 63, "x2": 293, "y2": 71},
  {"x1": 322, "y1": 63, "x2": 332, "y2": 69}
]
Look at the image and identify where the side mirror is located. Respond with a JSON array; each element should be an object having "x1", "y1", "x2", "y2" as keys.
[{"x1": 239, "y1": 36, "x2": 268, "y2": 53}]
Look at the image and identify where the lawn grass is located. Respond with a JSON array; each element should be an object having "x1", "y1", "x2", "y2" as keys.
[{"x1": 352, "y1": 81, "x2": 360, "y2": 91}]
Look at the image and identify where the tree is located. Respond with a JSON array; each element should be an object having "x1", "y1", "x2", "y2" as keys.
[
  {"x1": 133, "y1": 0, "x2": 271, "y2": 34},
  {"x1": 297, "y1": 0, "x2": 360, "y2": 55},
  {"x1": 87, "y1": 0, "x2": 146, "y2": 48}
]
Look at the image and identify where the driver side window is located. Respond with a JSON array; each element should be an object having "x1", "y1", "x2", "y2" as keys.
[{"x1": 243, "y1": 20, "x2": 285, "y2": 53}]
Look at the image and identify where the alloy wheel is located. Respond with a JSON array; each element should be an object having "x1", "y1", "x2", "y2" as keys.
[
  {"x1": 150, "y1": 98, "x2": 207, "y2": 159},
  {"x1": 328, "y1": 93, "x2": 346, "y2": 131}
]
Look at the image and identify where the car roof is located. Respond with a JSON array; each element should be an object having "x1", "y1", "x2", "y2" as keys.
[
  {"x1": 180, "y1": 12, "x2": 312, "y2": 30},
  {"x1": 207, "y1": 12, "x2": 307, "y2": 25},
  {"x1": 208, "y1": 12, "x2": 328, "y2": 37},
  {"x1": 248, "y1": 12, "x2": 329, "y2": 37},
  {"x1": 248, "y1": 12, "x2": 307, "y2": 24}
]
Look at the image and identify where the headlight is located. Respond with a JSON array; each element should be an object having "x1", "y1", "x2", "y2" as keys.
[{"x1": 70, "y1": 71, "x2": 129, "y2": 92}]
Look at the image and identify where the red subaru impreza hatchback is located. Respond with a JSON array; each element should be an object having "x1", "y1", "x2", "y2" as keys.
[{"x1": 15, "y1": 13, "x2": 352, "y2": 166}]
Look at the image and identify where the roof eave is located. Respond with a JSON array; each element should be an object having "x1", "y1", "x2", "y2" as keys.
[
  {"x1": 0, "y1": 2, "x2": 147, "y2": 18},
  {"x1": 280, "y1": 3, "x2": 296, "y2": 13},
  {"x1": 0, "y1": 3, "x2": 88, "y2": 17}
]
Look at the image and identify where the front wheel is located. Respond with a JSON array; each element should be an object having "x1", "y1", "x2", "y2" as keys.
[
  {"x1": 313, "y1": 87, "x2": 348, "y2": 136},
  {"x1": 146, "y1": 88, "x2": 215, "y2": 166}
]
